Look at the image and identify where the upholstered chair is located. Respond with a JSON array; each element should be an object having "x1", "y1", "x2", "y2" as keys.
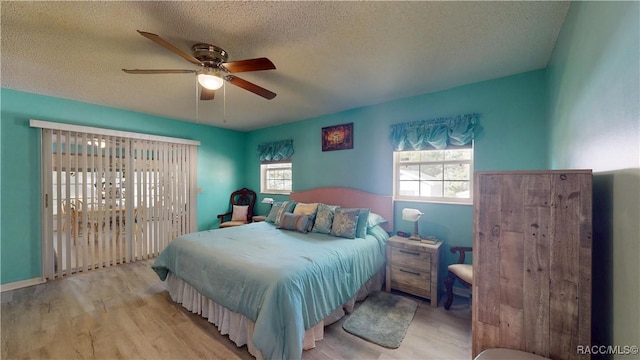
[
  {"x1": 217, "y1": 188, "x2": 257, "y2": 228},
  {"x1": 444, "y1": 246, "x2": 473, "y2": 310}
]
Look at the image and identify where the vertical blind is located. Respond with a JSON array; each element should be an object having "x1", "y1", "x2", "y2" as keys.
[{"x1": 34, "y1": 121, "x2": 199, "y2": 280}]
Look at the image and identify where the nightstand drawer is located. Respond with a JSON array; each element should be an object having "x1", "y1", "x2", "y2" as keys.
[
  {"x1": 389, "y1": 247, "x2": 431, "y2": 272},
  {"x1": 390, "y1": 265, "x2": 431, "y2": 298}
]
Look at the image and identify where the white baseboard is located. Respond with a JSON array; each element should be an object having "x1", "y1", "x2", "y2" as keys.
[
  {"x1": 1, "y1": 277, "x2": 45, "y2": 292},
  {"x1": 453, "y1": 286, "x2": 471, "y2": 298}
]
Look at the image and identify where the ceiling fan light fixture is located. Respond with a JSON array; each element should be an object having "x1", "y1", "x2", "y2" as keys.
[
  {"x1": 123, "y1": 31, "x2": 276, "y2": 99},
  {"x1": 197, "y1": 70, "x2": 224, "y2": 90}
]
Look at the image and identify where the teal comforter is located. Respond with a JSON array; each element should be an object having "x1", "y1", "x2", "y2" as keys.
[{"x1": 152, "y1": 221, "x2": 388, "y2": 360}]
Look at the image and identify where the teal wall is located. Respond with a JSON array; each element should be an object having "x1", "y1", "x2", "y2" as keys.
[
  {"x1": 0, "y1": 89, "x2": 246, "y2": 284},
  {"x1": 4, "y1": 4, "x2": 636, "y2": 350},
  {"x1": 247, "y1": 70, "x2": 550, "y2": 271},
  {"x1": 547, "y1": 1, "x2": 640, "y2": 353}
]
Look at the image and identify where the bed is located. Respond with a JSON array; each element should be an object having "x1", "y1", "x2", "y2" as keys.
[{"x1": 151, "y1": 187, "x2": 393, "y2": 360}]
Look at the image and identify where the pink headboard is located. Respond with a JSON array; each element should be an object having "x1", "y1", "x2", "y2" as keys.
[{"x1": 290, "y1": 187, "x2": 393, "y2": 232}]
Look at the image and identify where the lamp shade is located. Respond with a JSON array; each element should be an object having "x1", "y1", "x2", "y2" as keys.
[
  {"x1": 402, "y1": 208, "x2": 424, "y2": 241},
  {"x1": 261, "y1": 197, "x2": 274, "y2": 204},
  {"x1": 197, "y1": 71, "x2": 224, "y2": 90},
  {"x1": 402, "y1": 208, "x2": 423, "y2": 222}
]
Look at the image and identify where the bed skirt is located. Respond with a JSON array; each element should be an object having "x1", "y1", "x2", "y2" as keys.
[{"x1": 165, "y1": 268, "x2": 385, "y2": 359}]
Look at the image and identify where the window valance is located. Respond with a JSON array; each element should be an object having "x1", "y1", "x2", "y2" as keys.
[
  {"x1": 389, "y1": 113, "x2": 479, "y2": 151},
  {"x1": 257, "y1": 139, "x2": 294, "y2": 162}
]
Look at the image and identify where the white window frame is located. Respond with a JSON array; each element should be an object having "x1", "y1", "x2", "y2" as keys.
[
  {"x1": 260, "y1": 161, "x2": 292, "y2": 195},
  {"x1": 393, "y1": 146, "x2": 474, "y2": 205}
]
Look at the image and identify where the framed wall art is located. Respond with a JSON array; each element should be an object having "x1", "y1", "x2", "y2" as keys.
[{"x1": 322, "y1": 122, "x2": 353, "y2": 151}]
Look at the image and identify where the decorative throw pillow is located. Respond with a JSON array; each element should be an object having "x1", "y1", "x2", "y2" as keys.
[
  {"x1": 266, "y1": 202, "x2": 283, "y2": 223},
  {"x1": 367, "y1": 212, "x2": 387, "y2": 229},
  {"x1": 330, "y1": 208, "x2": 359, "y2": 239},
  {"x1": 277, "y1": 212, "x2": 311, "y2": 233},
  {"x1": 312, "y1": 203, "x2": 338, "y2": 234},
  {"x1": 336, "y1": 208, "x2": 370, "y2": 238},
  {"x1": 355, "y1": 208, "x2": 370, "y2": 238},
  {"x1": 231, "y1": 205, "x2": 249, "y2": 221},
  {"x1": 274, "y1": 201, "x2": 296, "y2": 226},
  {"x1": 305, "y1": 215, "x2": 316, "y2": 233},
  {"x1": 293, "y1": 202, "x2": 319, "y2": 216}
]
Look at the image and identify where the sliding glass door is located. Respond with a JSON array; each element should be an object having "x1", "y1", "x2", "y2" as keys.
[{"x1": 36, "y1": 122, "x2": 198, "y2": 280}]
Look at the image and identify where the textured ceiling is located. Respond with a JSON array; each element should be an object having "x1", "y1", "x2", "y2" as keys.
[{"x1": 1, "y1": 1, "x2": 569, "y2": 131}]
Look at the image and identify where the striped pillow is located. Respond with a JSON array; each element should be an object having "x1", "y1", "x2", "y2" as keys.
[
  {"x1": 265, "y1": 201, "x2": 283, "y2": 223},
  {"x1": 277, "y1": 212, "x2": 311, "y2": 233},
  {"x1": 274, "y1": 201, "x2": 297, "y2": 226}
]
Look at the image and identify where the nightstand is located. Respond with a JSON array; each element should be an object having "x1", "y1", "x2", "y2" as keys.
[
  {"x1": 252, "y1": 215, "x2": 267, "y2": 222},
  {"x1": 386, "y1": 235, "x2": 442, "y2": 307}
]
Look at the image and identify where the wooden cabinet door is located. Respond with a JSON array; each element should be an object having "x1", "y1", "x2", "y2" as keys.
[{"x1": 472, "y1": 170, "x2": 592, "y2": 360}]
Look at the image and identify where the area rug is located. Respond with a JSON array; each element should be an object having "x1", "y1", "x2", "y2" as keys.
[{"x1": 342, "y1": 291, "x2": 418, "y2": 348}]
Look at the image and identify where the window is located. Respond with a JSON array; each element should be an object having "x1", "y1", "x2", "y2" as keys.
[
  {"x1": 260, "y1": 161, "x2": 292, "y2": 194},
  {"x1": 394, "y1": 147, "x2": 473, "y2": 204}
]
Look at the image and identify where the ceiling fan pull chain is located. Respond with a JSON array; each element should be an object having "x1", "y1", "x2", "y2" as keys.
[
  {"x1": 223, "y1": 82, "x2": 227, "y2": 124},
  {"x1": 195, "y1": 75, "x2": 199, "y2": 123}
]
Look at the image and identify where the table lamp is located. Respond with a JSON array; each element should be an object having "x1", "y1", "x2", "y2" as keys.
[
  {"x1": 402, "y1": 208, "x2": 424, "y2": 241},
  {"x1": 261, "y1": 197, "x2": 275, "y2": 209}
]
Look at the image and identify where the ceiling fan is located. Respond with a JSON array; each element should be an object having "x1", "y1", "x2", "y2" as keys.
[{"x1": 122, "y1": 30, "x2": 276, "y2": 101}]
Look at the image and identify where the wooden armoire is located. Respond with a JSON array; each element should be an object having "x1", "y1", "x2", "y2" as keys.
[{"x1": 472, "y1": 170, "x2": 592, "y2": 360}]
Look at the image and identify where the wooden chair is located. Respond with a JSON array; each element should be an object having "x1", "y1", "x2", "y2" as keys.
[
  {"x1": 87, "y1": 205, "x2": 115, "y2": 242},
  {"x1": 86, "y1": 203, "x2": 127, "y2": 244},
  {"x1": 133, "y1": 207, "x2": 144, "y2": 243},
  {"x1": 217, "y1": 188, "x2": 256, "y2": 228},
  {"x1": 61, "y1": 199, "x2": 83, "y2": 244},
  {"x1": 444, "y1": 246, "x2": 473, "y2": 310}
]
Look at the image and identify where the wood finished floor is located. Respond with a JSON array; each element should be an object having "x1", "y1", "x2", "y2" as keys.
[{"x1": 1, "y1": 260, "x2": 472, "y2": 360}]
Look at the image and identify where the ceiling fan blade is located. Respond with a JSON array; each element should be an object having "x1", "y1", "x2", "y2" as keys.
[
  {"x1": 225, "y1": 75, "x2": 276, "y2": 100},
  {"x1": 137, "y1": 30, "x2": 203, "y2": 66},
  {"x1": 122, "y1": 69, "x2": 196, "y2": 74},
  {"x1": 221, "y1": 58, "x2": 276, "y2": 73},
  {"x1": 200, "y1": 87, "x2": 215, "y2": 100}
]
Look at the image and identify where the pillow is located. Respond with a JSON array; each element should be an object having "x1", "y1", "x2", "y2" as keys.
[
  {"x1": 277, "y1": 212, "x2": 311, "y2": 233},
  {"x1": 367, "y1": 222, "x2": 390, "y2": 239},
  {"x1": 231, "y1": 205, "x2": 249, "y2": 221},
  {"x1": 355, "y1": 208, "x2": 370, "y2": 238},
  {"x1": 265, "y1": 201, "x2": 283, "y2": 223},
  {"x1": 335, "y1": 207, "x2": 369, "y2": 238},
  {"x1": 312, "y1": 203, "x2": 338, "y2": 234},
  {"x1": 367, "y1": 212, "x2": 388, "y2": 228},
  {"x1": 274, "y1": 201, "x2": 297, "y2": 226},
  {"x1": 305, "y1": 215, "x2": 316, "y2": 233},
  {"x1": 294, "y1": 203, "x2": 319, "y2": 231},
  {"x1": 293, "y1": 202, "x2": 319, "y2": 216},
  {"x1": 330, "y1": 208, "x2": 360, "y2": 239}
]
